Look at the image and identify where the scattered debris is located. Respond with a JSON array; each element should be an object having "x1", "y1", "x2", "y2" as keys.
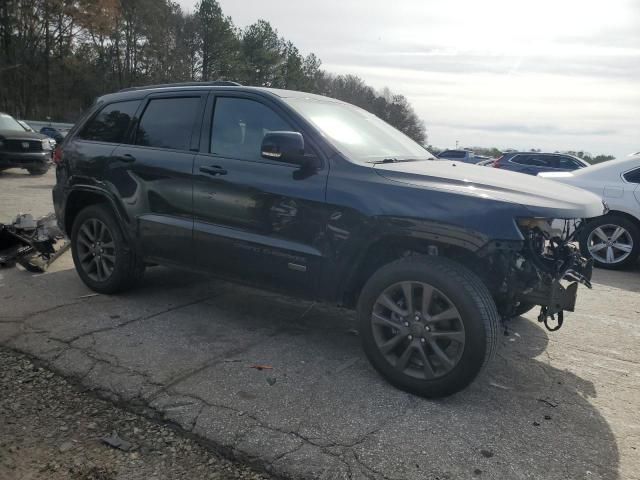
[
  {"x1": 346, "y1": 328, "x2": 359, "y2": 336},
  {"x1": 544, "y1": 415, "x2": 552, "y2": 420},
  {"x1": 266, "y1": 377, "x2": 277, "y2": 386},
  {"x1": 249, "y1": 365, "x2": 273, "y2": 371},
  {"x1": 100, "y1": 431, "x2": 133, "y2": 452},
  {"x1": 0, "y1": 213, "x2": 69, "y2": 273},
  {"x1": 480, "y1": 449, "x2": 494, "y2": 458},
  {"x1": 532, "y1": 421, "x2": 541, "y2": 427},
  {"x1": 537, "y1": 398, "x2": 559, "y2": 408},
  {"x1": 77, "y1": 293, "x2": 100, "y2": 299},
  {"x1": 488, "y1": 381, "x2": 511, "y2": 390},
  {"x1": 473, "y1": 469, "x2": 483, "y2": 476}
]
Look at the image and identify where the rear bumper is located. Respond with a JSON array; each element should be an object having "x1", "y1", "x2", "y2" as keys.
[{"x1": 0, "y1": 150, "x2": 51, "y2": 169}]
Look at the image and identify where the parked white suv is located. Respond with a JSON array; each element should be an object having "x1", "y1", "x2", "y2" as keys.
[{"x1": 539, "y1": 157, "x2": 640, "y2": 269}]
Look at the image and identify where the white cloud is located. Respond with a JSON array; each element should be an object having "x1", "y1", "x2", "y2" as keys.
[{"x1": 178, "y1": 0, "x2": 640, "y2": 157}]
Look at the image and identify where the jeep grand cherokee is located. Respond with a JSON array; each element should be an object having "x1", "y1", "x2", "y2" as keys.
[{"x1": 52, "y1": 82, "x2": 603, "y2": 397}]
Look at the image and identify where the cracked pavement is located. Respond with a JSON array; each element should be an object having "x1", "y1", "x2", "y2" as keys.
[{"x1": 1, "y1": 169, "x2": 640, "y2": 479}]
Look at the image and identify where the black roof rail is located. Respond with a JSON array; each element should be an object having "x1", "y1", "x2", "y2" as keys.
[{"x1": 118, "y1": 81, "x2": 241, "y2": 93}]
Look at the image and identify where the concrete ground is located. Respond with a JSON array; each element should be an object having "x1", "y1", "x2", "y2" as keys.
[{"x1": 1, "y1": 168, "x2": 639, "y2": 479}]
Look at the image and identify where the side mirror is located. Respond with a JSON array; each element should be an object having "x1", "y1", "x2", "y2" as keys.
[{"x1": 261, "y1": 131, "x2": 305, "y2": 164}]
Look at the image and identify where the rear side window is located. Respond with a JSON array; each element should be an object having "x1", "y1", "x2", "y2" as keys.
[
  {"x1": 623, "y1": 167, "x2": 640, "y2": 183},
  {"x1": 512, "y1": 154, "x2": 550, "y2": 167},
  {"x1": 439, "y1": 150, "x2": 466, "y2": 159},
  {"x1": 556, "y1": 156, "x2": 582, "y2": 169},
  {"x1": 135, "y1": 97, "x2": 201, "y2": 150},
  {"x1": 79, "y1": 101, "x2": 139, "y2": 143}
]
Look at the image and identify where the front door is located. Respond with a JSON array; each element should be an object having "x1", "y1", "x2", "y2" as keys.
[
  {"x1": 110, "y1": 93, "x2": 206, "y2": 266},
  {"x1": 193, "y1": 94, "x2": 329, "y2": 297}
]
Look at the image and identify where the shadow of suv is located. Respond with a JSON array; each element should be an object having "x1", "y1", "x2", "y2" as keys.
[{"x1": 53, "y1": 82, "x2": 603, "y2": 397}]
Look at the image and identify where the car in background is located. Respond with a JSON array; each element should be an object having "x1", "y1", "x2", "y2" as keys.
[
  {"x1": 39, "y1": 126, "x2": 66, "y2": 143},
  {"x1": 437, "y1": 149, "x2": 485, "y2": 164},
  {"x1": 539, "y1": 157, "x2": 640, "y2": 269},
  {"x1": 492, "y1": 152, "x2": 589, "y2": 175},
  {"x1": 0, "y1": 112, "x2": 53, "y2": 175}
]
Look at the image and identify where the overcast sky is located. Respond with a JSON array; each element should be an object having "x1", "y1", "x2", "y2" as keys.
[{"x1": 178, "y1": 0, "x2": 639, "y2": 158}]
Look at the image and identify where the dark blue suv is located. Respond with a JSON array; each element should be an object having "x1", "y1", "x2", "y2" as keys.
[
  {"x1": 492, "y1": 152, "x2": 588, "y2": 175},
  {"x1": 52, "y1": 82, "x2": 601, "y2": 398}
]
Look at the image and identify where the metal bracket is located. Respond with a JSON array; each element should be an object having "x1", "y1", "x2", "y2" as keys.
[{"x1": 538, "y1": 306, "x2": 564, "y2": 332}]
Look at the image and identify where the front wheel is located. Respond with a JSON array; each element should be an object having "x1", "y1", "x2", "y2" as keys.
[
  {"x1": 357, "y1": 256, "x2": 499, "y2": 398},
  {"x1": 579, "y1": 215, "x2": 640, "y2": 270}
]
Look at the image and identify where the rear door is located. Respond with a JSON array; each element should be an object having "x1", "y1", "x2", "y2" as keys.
[
  {"x1": 192, "y1": 92, "x2": 329, "y2": 297},
  {"x1": 110, "y1": 92, "x2": 206, "y2": 267}
]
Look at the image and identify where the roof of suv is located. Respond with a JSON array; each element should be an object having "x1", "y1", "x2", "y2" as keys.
[{"x1": 98, "y1": 82, "x2": 342, "y2": 105}]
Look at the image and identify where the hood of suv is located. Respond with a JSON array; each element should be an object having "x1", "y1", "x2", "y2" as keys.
[
  {"x1": 374, "y1": 160, "x2": 604, "y2": 219},
  {"x1": 0, "y1": 129, "x2": 49, "y2": 141}
]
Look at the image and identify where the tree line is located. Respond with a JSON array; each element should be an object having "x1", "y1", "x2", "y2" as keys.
[{"x1": 0, "y1": 0, "x2": 427, "y2": 144}]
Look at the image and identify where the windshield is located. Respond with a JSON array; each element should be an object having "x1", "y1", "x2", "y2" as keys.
[
  {"x1": 0, "y1": 113, "x2": 25, "y2": 132},
  {"x1": 284, "y1": 98, "x2": 434, "y2": 163}
]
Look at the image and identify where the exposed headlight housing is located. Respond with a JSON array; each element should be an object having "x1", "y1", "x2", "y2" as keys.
[{"x1": 42, "y1": 138, "x2": 54, "y2": 150}]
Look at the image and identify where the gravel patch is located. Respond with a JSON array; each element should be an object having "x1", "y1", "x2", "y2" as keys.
[{"x1": 0, "y1": 347, "x2": 271, "y2": 480}]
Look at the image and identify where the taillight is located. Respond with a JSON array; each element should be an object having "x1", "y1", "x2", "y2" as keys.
[
  {"x1": 52, "y1": 146, "x2": 63, "y2": 165},
  {"x1": 492, "y1": 155, "x2": 503, "y2": 168}
]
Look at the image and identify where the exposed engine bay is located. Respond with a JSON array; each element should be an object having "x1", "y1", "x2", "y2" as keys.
[{"x1": 493, "y1": 218, "x2": 593, "y2": 332}]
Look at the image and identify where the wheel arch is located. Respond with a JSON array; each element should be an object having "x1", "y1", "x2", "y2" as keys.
[
  {"x1": 64, "y1": 187, "x2": 131, "y2": 240},
  {"x1": 339, "y1": 234, "x2": 489, "y2": 308},
  {"x1": 603, "y1": 210, "x2": 640, "y2": 232}
]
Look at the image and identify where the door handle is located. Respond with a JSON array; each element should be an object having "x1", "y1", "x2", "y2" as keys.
[
  {"x1": 200, "y1": 165, "x2": 227, "y2": 176},
  {"x1": 117, "y1": 153, "x2": 136, "y2": 163}
]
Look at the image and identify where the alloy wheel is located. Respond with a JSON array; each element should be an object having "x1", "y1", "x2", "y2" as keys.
[
  {"x1": 371, "y1": 281, "x2": 465, "y2": 380},
  {"x1": 587, "y1": 224, "x2": 634, "y2": 265},
  {"x1": 76, "y1": 218, "x2": 116, "y2": 282}
]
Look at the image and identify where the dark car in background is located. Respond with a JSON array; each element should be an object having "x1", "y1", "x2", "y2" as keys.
[
  {"x1": 492, "y1": 152, "x2": 589, "y2": 175},
  {"x1": 437, "y1": 149, "x2": 485, "y2": 164},
  {"x1": 0, "y1": 112, "x2": 53, "y2": 175},
  {"x1": 39, "y1": 126, "x2": 66, "y2": 144},
  {"x1": 53, "y1": 82, "x2": 602, "y2": 398}
]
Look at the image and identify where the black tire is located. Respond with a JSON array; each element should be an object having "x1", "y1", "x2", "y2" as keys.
[
  {"x1": 579, "y1": 215, "x2": 640, "y2": 270},
  {"x1": 27, "y1": 165, "x2": 49, "y2": 175},
  {"x1": 357, "y1": 256, "x2": 499, "y2": 398},
  {"x1": 70, "y1": 204, "x2": 143, "y2": 294}
]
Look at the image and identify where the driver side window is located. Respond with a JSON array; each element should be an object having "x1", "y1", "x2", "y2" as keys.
[{"x1": 211, "y1": 97, "x2": 294, "y2": 162}]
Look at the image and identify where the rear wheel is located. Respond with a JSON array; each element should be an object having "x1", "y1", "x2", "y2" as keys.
[
  {"x1": 27, "y1": 165, "x2": 49, "y2": 175},
  {"x1": 580, "y1": 215, "x2": 640, "y2": 270},
  {"x1": 358, "y1": 256, "x2": 499, "y2": 398},
  {"x1": 71, "y1": 204, "x2": 143, "y2": 294}
]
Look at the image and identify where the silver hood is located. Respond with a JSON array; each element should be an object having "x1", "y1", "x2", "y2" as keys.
[{"x1": 374, "y1": 160, "x2": 605, "y2": 219}]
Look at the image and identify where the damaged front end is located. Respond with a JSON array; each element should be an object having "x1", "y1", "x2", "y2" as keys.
[{"x1": 496, "y1": 218, "x2": 593, "y2": 332}]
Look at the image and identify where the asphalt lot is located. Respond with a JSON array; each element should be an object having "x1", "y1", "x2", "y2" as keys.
[{"x1": 1, "y1": 168, "x2": 639, "y2": 479}]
